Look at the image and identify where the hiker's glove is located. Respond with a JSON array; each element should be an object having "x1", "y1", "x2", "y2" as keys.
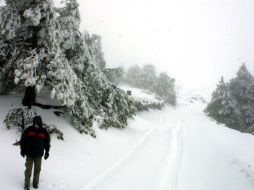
[
  {"x1": 20, "y1": 151, "x2": 25, "y2": 158},
  {"x1": 44, "y1": 152, "x2": 49, "y2": 160}
]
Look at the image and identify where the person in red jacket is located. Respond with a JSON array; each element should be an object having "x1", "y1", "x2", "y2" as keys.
[{"x1": 20, "y1": 116, "x2": 51, "y2": 190}]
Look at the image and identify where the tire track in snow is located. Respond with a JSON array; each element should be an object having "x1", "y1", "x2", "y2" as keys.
[
  {"x1": 81, "y1": 108, "x2": 181, "y2": 190},
  {"x1": 158, "y1": 115, "x2": 184, "y2": 190},
  {"x1": 81, "y1": 126, "x2": 155, "y2": 190},
  {"x1": 81, "y1": 111, "x2": 177, "y2": 190}
]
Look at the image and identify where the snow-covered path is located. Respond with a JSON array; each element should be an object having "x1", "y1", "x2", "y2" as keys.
[
  {"x1": 80, "y1": 100, "x2": 254, "y2": 190},
  {"x1": 1, "y1": 94, "x2": 254, "y2": 190},
  {"x1": 83, "y1": 107, "x2": 184, "y2": 190}
]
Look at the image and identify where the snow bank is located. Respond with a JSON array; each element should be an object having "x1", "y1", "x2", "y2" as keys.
[
  {"x1": 119, "y1": 84, "x2": 164, "y2": 111},
  {"x1": 177, "y1": 102, "x2": 254, "y2": 190},
  {"x1": 119, "y1": 84, "x2": 163, "y2": 104}
]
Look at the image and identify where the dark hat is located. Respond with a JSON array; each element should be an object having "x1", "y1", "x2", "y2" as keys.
[{"x1": 33, "y1": 115, "x2": 42, "y2": 127}]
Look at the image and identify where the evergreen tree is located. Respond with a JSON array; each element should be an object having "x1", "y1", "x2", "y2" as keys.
[
  {"x1": 229, "y1": 64, "x2": 254, "y2": 131},
  {"x1": 124, "y1": 65, "x2": 177, "y2": 106},
  {"x1": 125, "y1": 65, "x2": 142, "y2": 87},
  {"x1": 153, "y1": 72, "x2": 176, "y2": 105},
  {"x1": 125, "y1": 64, "x2": 156, "y2": 89},
  {"x1": 206, "y1": 64, "x2": 254, "y2": 134},
  {"x1": 140, "y1": 64, "x2": 156, "y2": 90},
  {"x1": 205, "y1": 77, "x2": 242, "y2": 129},
  {"x1": 229, "y1": 63, "x2": 254, "y2": 104},
  {"x1": 0, "y1": 0, "x2": 136, "y2": 136},
  {"x1": 84, "y1": 33, "x2": 106, "y2": 70}
]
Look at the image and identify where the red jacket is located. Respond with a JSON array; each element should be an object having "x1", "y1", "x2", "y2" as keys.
[{"x1": 20, "y1": 125, "x2": 50, "y2": 157}]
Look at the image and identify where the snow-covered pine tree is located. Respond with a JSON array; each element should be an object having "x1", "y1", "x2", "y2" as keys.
[
  {"x1": 0, "y1": 0, "x2": 136, "y2": 137},
  {"x1": 153, "y1": 72, "x2": 176, "y2": 105},
  {"x1": 206, "y1": 64, "x2": 254, "y2": 134},
  {"x1": 229, "y1": 63, "x2": 254, "y2": 131},
  {"x1": 84, "y1": 33, "x2": 106, "y2": 71},
  {"x1": 126, "y1": 64, "x2": 156, "y2": 90},
  {"x1": 140, "y1": 64, "x2": 156, "y2": 91},
  {"x1": 125, "y1": 65, "x2": 142, "y2": 87},
  {"x1": 124, "y1": 65, "x2": 176, "y2": 105},
  {"x1": 205, "y1": 77, "x2": 242, "y2": 129},
  {"x1": 229, "y1": 64, "x2": 254, "y2": 104}
]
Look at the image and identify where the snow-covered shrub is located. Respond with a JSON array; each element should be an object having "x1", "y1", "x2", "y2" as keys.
[
  {"x1": 4, "y1": 108, "x2": 64, "y2": 140},
  {"x1": 134, "y1": 100, "x2": 164, "y2": 112}
]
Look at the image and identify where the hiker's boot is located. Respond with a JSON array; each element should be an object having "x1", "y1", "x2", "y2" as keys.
[{"x1": 33, "y1": 184, "x2": 38, "y2": 189}]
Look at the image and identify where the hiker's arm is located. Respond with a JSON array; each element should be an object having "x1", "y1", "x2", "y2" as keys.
[
  {"x1": 44, "y1": 131, "x2": 51, "y2": 153},
  {"x1": 20, "y1": 132, "x2": 26, "y2": 156}
]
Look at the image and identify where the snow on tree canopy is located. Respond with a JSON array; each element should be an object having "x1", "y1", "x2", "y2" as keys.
[
  {"x1": 206, "y1": 64, "x2": 254, "y2": 134},
  {"x1": 0, "y1": 0, "x2": 136, "y2": 136}
]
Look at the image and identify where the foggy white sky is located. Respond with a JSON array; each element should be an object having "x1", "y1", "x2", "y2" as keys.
[{"x1": 76, "y1": 0, "x2": 254, "y2": 92}]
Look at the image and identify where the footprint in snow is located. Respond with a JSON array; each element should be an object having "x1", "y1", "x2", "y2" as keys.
[
  {"x1": 239, "y1": 164, "x2": 254, "y2": 180},
  {"x1": 48, "y1": 183, "x2": 70, "y2": 189}
]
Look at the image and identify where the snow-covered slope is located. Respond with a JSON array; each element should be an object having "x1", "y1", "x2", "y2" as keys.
[
  {"x1": 119, "y1": 84, "x2": 163, "y2": 104},
  {"x1": 177, "y1": 98, "x2": 254, "y2": 190},
  {"x1": 0, "y1": 90, "x2": 254, "y2": 190}
]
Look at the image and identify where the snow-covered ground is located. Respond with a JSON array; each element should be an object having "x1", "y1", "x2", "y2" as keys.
[
  {"x1": 1, "y1": 90, "x2": 254, "y2": 190},
  {"x1": 119, "y1": 84, "x2": 163, "y2": 104}
]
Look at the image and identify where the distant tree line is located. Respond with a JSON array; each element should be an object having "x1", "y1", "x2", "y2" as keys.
[
  {"x1": 103, "y1": 64, "x2": 176, "y2": 106},
  {"x1": 125, "y1": 64, "x2": 176, "y2": 105},
  {"x1": 205, "y1": 64, "x2": 254, "y2": 134}
]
